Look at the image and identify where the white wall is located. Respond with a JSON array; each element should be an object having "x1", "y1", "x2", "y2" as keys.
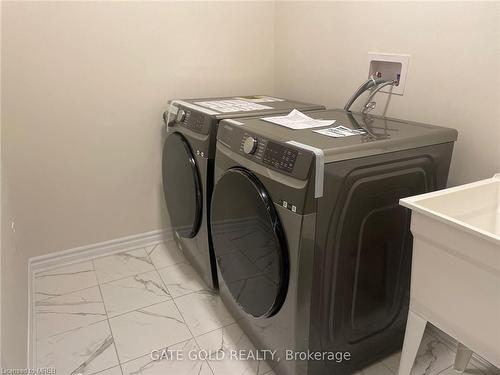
[
  {"x1": 274, "y1": 1, "x2": 500, "y2": 186},
  {"x1": 1, "y1": 1, "x2": 275, "y2": 365},
  {"x1": 0, "y1": 184, "x2": 18, "y2": 367},
  {"x1": 2, "y1": 0, "x2": 500, "y2": 364}
]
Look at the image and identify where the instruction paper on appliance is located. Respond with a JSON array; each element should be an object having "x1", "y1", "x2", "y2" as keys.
[
  {"x1": 314, "y1": 126, "x2": 366, "y2": 138},
  {"x1": 235, "y1": 95, "x2": 284, "y2": 103},
  {"x1": 194, "y1": 99, "x2": 273, "y2": 113},
  {"x1": 261, "y1": 110, "x2": 335, "y2": 130}
]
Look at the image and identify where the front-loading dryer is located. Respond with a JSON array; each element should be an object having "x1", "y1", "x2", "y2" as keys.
[
  {"x1": 162, "y1": 96, "x2": 324, "y2": 289},
  {"x1": 210, "y1": 109, "x2": 458, "y2": 374}
]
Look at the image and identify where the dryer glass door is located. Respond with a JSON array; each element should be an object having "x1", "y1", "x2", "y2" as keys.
[
  {"x1": 162, "y1": 132, "x2": 202, "y2": 238},
  {"x1": 211, "y1": 167, "x2": 289, "y2": 318}
]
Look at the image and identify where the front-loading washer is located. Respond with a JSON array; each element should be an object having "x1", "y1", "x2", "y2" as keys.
[
  {"x1": 210, "y1": 109, "x2": 457, "y2": 374},
  {"x1": 162, "y1": 96, "x2": 324, "y2": 289}
]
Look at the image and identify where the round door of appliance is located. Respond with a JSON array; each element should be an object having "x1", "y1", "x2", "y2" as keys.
[
  {"x1": 210, "y1": 167, "x2": 289, "y2": 318},
  {"x1": 162, "y1": 132, "x2": 202, "y2": 238}
]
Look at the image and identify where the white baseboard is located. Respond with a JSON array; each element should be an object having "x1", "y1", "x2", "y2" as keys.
[
  {"x1": 26, "y1": 227, "x2": 172, "y2": 367},
  {"x1": 29, "y1": 228, "x2": 173, "y2": 274}
]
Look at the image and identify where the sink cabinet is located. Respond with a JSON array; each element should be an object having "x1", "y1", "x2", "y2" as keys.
[{"x1": 398, "y1": 174, "x2": 500, "y2": 374}]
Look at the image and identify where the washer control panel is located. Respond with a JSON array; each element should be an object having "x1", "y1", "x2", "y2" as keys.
[{"x1": 262, "y1": 141, "x2": 299, "y2": 173}]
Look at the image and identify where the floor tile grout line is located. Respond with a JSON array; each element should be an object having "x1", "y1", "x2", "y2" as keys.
[
  {"x1": 35, "y1": 290, "x2": 203, "y2": 346},
  {"x1": 34, "y1": 262, "x2": 99, "y2": 303},
  {"x1": 34, "y1": 241, "x2": 167, "y2": 278},
  {"x1": 156, "y1": 264, "x2": 209, "y2": 299},
  {"x1": 93, "y1": 247, "x2": 156, "y2": 285},
  {"x1": 98, "y1": 266, "x2": 168, "y2": 288},
  {"x1": 144, "y1": 242, "x2": 160, "y2": 258},
  {"x1": 35, "y1": 240, "x2": 232, "y2": 374},
  {"x1": 168, "y1": 295, "x2": 217, "y2": 375},
  {"x1": 35, "y1": 316, "x2": 111, "y2": 343},
  {"x1": 147, "y1": 245, "x2": 216, "y2": 375},
  {"x1": 89, "y1": 364, "x2": 122, "y2": 375},
  {"x1": 34, "y1": 283, "x2": 101, "y2": 304},
  {"x1": 33, "y1": 261, "x2": 96, "y2": 278},
  {"x1": 37, "y1": 237, "x2": 439, "y2": 375},
  {"x1": 436, "y1": 365, "x2": 454, "y2": 375},
  {"x1": 117, "y1": 336, "x2": 202, "y2": 368},
  {"x1": 99, "y1": 246, "x2": 182, "y2": 284},
  {"x1": 151, "y1": 239, "x2": 265, "y2": 374},
  {"x1": 34, "y1": 257, "x2": 152, "y2": 302},
  {"x1": 103, "y1": 289, "x2": 240, "y2": 339},
  {"x1": 193, "y1": 317, "x2": 243, "y2": 339},
  {"x1": 30, "y1": 240, "x2": 203, "y2": 374},
  {"x1": 101, "y1": 287, "x2": 212, "y2": 322},
  {"x1": 33, "y1": 238, "x2": 172, "y2": 282},
  {"x1": 189, "y1": 317, "x2": 271, "y2": 375},
  {"x1": 172, "y1": 295, "x2": 247, "y2": 375},
  {"x1": 153, "y1": 259, "x2": 189, "y2": 273},
  {"x1": 92, "y1": 258, "x2": 126, "y2": 375},
  {"x1": 379, "y1": 359, "x2": 397, "y2": 374},
  {"x1": 106, "y1": 298, "x2": 172, "y2": 321},
  {"x1": 35, "y1": 246, "x2": 187, "y2": 304},
  {"x1": 33, "y1": 261, "x2": 103, "y2": 367},
  {"x1": 37, "y1": 261, "x2": 125, "y2": 374},
  {"x1": 146, "y1": 246, "x2": 189, "y2": 273},
  {"x1": 35, "y1": 248, "x2": 153, "y2": 303}
]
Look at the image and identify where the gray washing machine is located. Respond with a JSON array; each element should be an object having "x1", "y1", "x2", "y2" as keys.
[
  {"x1": 210, "y1": 109, "x2": 457, "y2": 374},
  {"x1": 162, "y1": 96, "x2": 324, "y2": 289}
]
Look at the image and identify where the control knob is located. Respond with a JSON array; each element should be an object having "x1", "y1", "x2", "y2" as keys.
[{"x1": 243, "y1": 136, "x2": 258, "y2": 154}]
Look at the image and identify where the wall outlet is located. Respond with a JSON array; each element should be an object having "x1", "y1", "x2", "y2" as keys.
[{"x1": 368, "y1": 53, "x2": 410, "y2": 95}]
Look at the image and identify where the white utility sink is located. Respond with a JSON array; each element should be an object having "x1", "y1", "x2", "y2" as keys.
[{"x1": 397, "y1": 174, "x2": 500, "y2": 374}]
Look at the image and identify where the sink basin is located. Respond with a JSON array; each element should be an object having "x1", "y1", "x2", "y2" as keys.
[
  {"x1": 401, "y1": 173, "x2": 500, "y2": 243},
  {"x1": 399, "y1": 174, "x2": 500, "y2": 370}
]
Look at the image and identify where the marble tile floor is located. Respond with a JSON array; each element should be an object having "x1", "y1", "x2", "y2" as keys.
[{"x1": 33, "y1": 240, "x2": 500, "y2": 375}]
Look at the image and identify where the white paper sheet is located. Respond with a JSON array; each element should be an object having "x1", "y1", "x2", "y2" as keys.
[
  {"x1": 261, "y1": 109, "x2": 335, "y2": 130},
  {"x1": 235, "y1": 96, "x2": 284, "y2": 103},
  {"x1": 194, "y1": 99, "x2": 272, "y2": 113},
  {"x1": 313, "y1": 126, "x2": 366, "y2": 138}
]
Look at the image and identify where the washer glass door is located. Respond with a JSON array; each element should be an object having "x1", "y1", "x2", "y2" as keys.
[
  {"x1": 210, "y1": 167, "x2": 289, "y2": 318},
  {"x1": 162, "y1": 132, "x2": 202, "y2": 238}
]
